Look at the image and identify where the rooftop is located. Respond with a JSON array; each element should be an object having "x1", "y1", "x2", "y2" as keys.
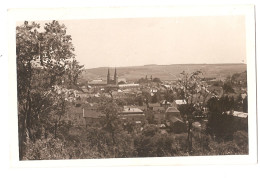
[
  {"x1": 161, "y1": 100, "x2": 171, "y2": 105},
  {"x1": 121, "y1": 107, "x2": 144, "y2": 115},
  {"x1": 166, "y1": 107, "x2": 180, "y2": 113},
  {"x1": 227, "y1": 111, "x2": 248, "y2": 118},
  {"x1": 152, "y1": 106, "x2": 165, "y2": 111},
  {"x1": 174, "y1": 100, "x2": 187, "y2": 105},
  {"x1": 88, "y1": 80, "x2": 107, "y2": 85},
  {"x1": 119, "y1": 83, "x2": 139, "y2": 88},
  {"x1": 149, "y1": 103, "x2": 161, "y2": 107},
  {"x1": 168, "y1": 116, "x2": 184, "y2": 123}
]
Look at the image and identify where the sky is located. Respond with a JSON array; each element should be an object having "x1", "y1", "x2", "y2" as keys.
[{"x1": 27, "y1": 16, "x2": 247, "y2": 69}]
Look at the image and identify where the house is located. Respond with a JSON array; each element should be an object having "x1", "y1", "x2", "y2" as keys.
[
  {"x1": 165, "y1": 107, "x2": 181, "y2": 119},
  {"x1": 83, "y1": 109, "x2": 104, "y2": 127},
  {"x1": 165, "y1": 116, "x2": 187, "y2": 133},
  {"x1": 174, "y1": 99, "x2": 187, "y2": 105},
  {"x1": 160, "y1": 100, "x2": 172, "y2": 109},
  {"x1": 148, "y1": 103, "x2": 165, "y2": 113},
  {"x1": 70, "y1": 107, "x2": 104, "y2": 126},
  {"x1": 119, "y1": 83, "x2": 140, "y2": 89},
  {"x1": 164, "y1": 107, "x2": 186, "y2": 133},
  {"x1": 152, "y1": 106, "x2": 165, "y2": 113},
  {"x1": 119, "y1": 107, "x2": 145, "y2": 122}
]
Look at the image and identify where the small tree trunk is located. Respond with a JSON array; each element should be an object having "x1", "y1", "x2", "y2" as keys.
[
  {"x1": 19, "y1": 117, "x2": 26, "y2": 160},
  {"x1": 54, "y1": 114, "x2": 62, "y2": 139},
  {"x1": 187, "y1": 119, "x2": 193, "y2": 153},
  {"x1": 54, "y1": 121, "x2": 57, "y2": 139}
]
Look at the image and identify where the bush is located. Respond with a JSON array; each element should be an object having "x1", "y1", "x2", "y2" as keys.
[
  {"x1": 134, "y1": 132, "x2": 177, "y2": 157},
  {"x1": 233, "y1": 131, "x2": 248, "y2": 154},
  {"x1": 223, "y1": 83, "x2": 235, "y2": 93},
  {"x1": 23, "y1": 138, "x2": 68, "y2": 160}
]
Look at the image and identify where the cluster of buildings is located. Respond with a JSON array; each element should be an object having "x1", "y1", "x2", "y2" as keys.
[{"x1": 64, "y1": 68, "x2": 248, "y2": 134}]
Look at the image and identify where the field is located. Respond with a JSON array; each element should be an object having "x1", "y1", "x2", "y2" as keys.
[{"x1": 81, "y1": 63, "x2": 247, "y2": 81}]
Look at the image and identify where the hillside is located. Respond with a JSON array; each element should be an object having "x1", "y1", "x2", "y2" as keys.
[{"x1": 80, "y1": 63, "x2": 247, "y2": 82}]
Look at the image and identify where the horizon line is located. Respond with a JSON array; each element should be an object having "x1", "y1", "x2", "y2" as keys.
[{"x1": 84, "y1": 62, "x2": 247, "y2": 70}]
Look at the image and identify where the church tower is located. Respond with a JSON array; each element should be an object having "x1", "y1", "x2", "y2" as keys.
[
  {"x1": 107, "y1": 68, "x2": 110, "y2": 84},
  {"x1": 114, "y1": 68, "x2": 118, "y2": 85}
]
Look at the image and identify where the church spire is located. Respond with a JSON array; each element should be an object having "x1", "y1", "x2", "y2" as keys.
[
  {"x1": 107, "y1": 68, "x2": 110, "y2": 84},
  {"x1": 114, "y1": 68, "x2": 117, "y2": 78},
  {"x1": 114, "y1": 68, "x2": 118, "y2": 85}
]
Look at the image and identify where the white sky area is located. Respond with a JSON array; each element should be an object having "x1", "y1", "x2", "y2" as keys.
[{"x1": 20, "y1": 16, "x2": 246, "y2": 69}]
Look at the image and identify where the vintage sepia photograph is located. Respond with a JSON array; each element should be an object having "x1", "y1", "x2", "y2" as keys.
[{"x1": 9, "y1": 5, "x2": 256, "y2": 165}]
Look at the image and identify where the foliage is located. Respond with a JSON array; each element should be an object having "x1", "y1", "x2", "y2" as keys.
[
  {"x1": 212, "y1": 80, "x2": 224, "y2": 87},
  {"x1": 164, "y1": 90, "x2": 176, "y2": 102},
  {"x1": 175, "y1": 70, "x2": 209, "y2": 152},
  {"x1": 142, "y1": 90, "x2": 151, "y2": 106},
  {"x1": 206, "y1": 96, "x2": 236, "y2": 140},
  {"x1": 17, "y1": 21, "x2": 83, "y2": 160},
  {"x1": 231, "y1": 71, "x2": 247, "y2": 87},
  {"x1": 233, "y1": 130, "x2": 248, "y2": 153},
  {"x1": 118, "y1": 81, "x2": 126, "y2": 85},
  {"x1": 208, "y1": 138, "x2": 247, "y2": 155},
  {"x1": 134, "y1": 128, "x2": 177, "y2": 157},
  {"x1": 137, "y1": 77, "x2": 148, "y2": 84},
  {"x1": 66, "y1": 59, "x2": 84, "y2": 87},
  {"x1": 23, "y1": 138, "x2": 68, "y2": 160},
  {"x1": 243, "y1": 96, "x2": 248, "y2": 113},
  {"x1": 151, "y1": 92, "x2": 161, "y2": 103},
  {"x1": 145, "y1": 110, "x2": 157, "y2": 124},
  {"x1": 223, "y1": 82, "x2": 235, "y2": 93},
  {"x1": 152, "y1": 77, "x2": 162, "y2": 83},
  {"x1": 135, "y1": 95, "x2": 144, "y2": 106}
]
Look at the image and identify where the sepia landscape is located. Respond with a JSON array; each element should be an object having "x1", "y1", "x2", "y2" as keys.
[{"x1": 16, "y1": 17, "x2": 248, "y2": 160}]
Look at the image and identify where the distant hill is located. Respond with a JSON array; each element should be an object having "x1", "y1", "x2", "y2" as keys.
[{"x1": 80, "y1": 63, "x2": 247, "y2": 82}]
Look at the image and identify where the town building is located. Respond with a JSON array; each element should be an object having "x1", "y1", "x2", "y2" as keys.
[
  {"x1": 165, "y1": 107, "x2": 186, "y2": 133},
  {"x1": 118, "y1": 83, "x2": 140, "y2": 89},
  {"x1": 119, "y1": 107, "x2": 145, "y2": 123},
  {"x1": 87, "y1": 68, "x2": 119, "y2": 87},
  {"x1": 107, "y1": 68, "x2": 118, "y2": 85}
]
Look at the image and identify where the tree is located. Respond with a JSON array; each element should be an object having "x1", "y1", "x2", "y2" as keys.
[
  {"x1": 164, "y1": 90, "x2": 175, "y2": 102},
  {"x1": 176, "y1": 70, "x2": 208, "y2": 153},
  {"x1": 223, "y1": 82, "x2": 235, "y2": 93},
  {"x1": 152, "y1": 77, "x2": 162, "y2": 83},
  {"x1": 135, "y1": 95, "x2": 143, "y2": 106},
  {"x1": 151, "y1": 92, "x2": 161, "y2": 103},
  {"x1": 118, "y1": 81, "x2": 126, "y2": 85},
  {"x1": 145, "y1": 110, "x2": 156, "y2": 124},
  {"x1": 98, "y1": 99, "x2": 122, "y2": 157},
  {"x1": 142, "y1": 90, "x2": 151, "y2": 107},
  {"x1": 16, "y1": 21, "x2": 82, "y2": 160},
  {"x1": 66, "y1": 59, "x2": 84, "y2": 87},
  {"x1": 206, "y1": 96, "x2": 236, "y2": 140},
  {"x1": 243, "y1": 95, "x2": 248, "y2": 113}
]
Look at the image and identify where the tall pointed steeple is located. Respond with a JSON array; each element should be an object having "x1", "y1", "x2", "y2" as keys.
[
  {"x1": 107, "y1": 68, "x2": 110, "y2": 84},
  {"x1": 114, "y1": 68, "x2": 118, "y2": 85}
]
